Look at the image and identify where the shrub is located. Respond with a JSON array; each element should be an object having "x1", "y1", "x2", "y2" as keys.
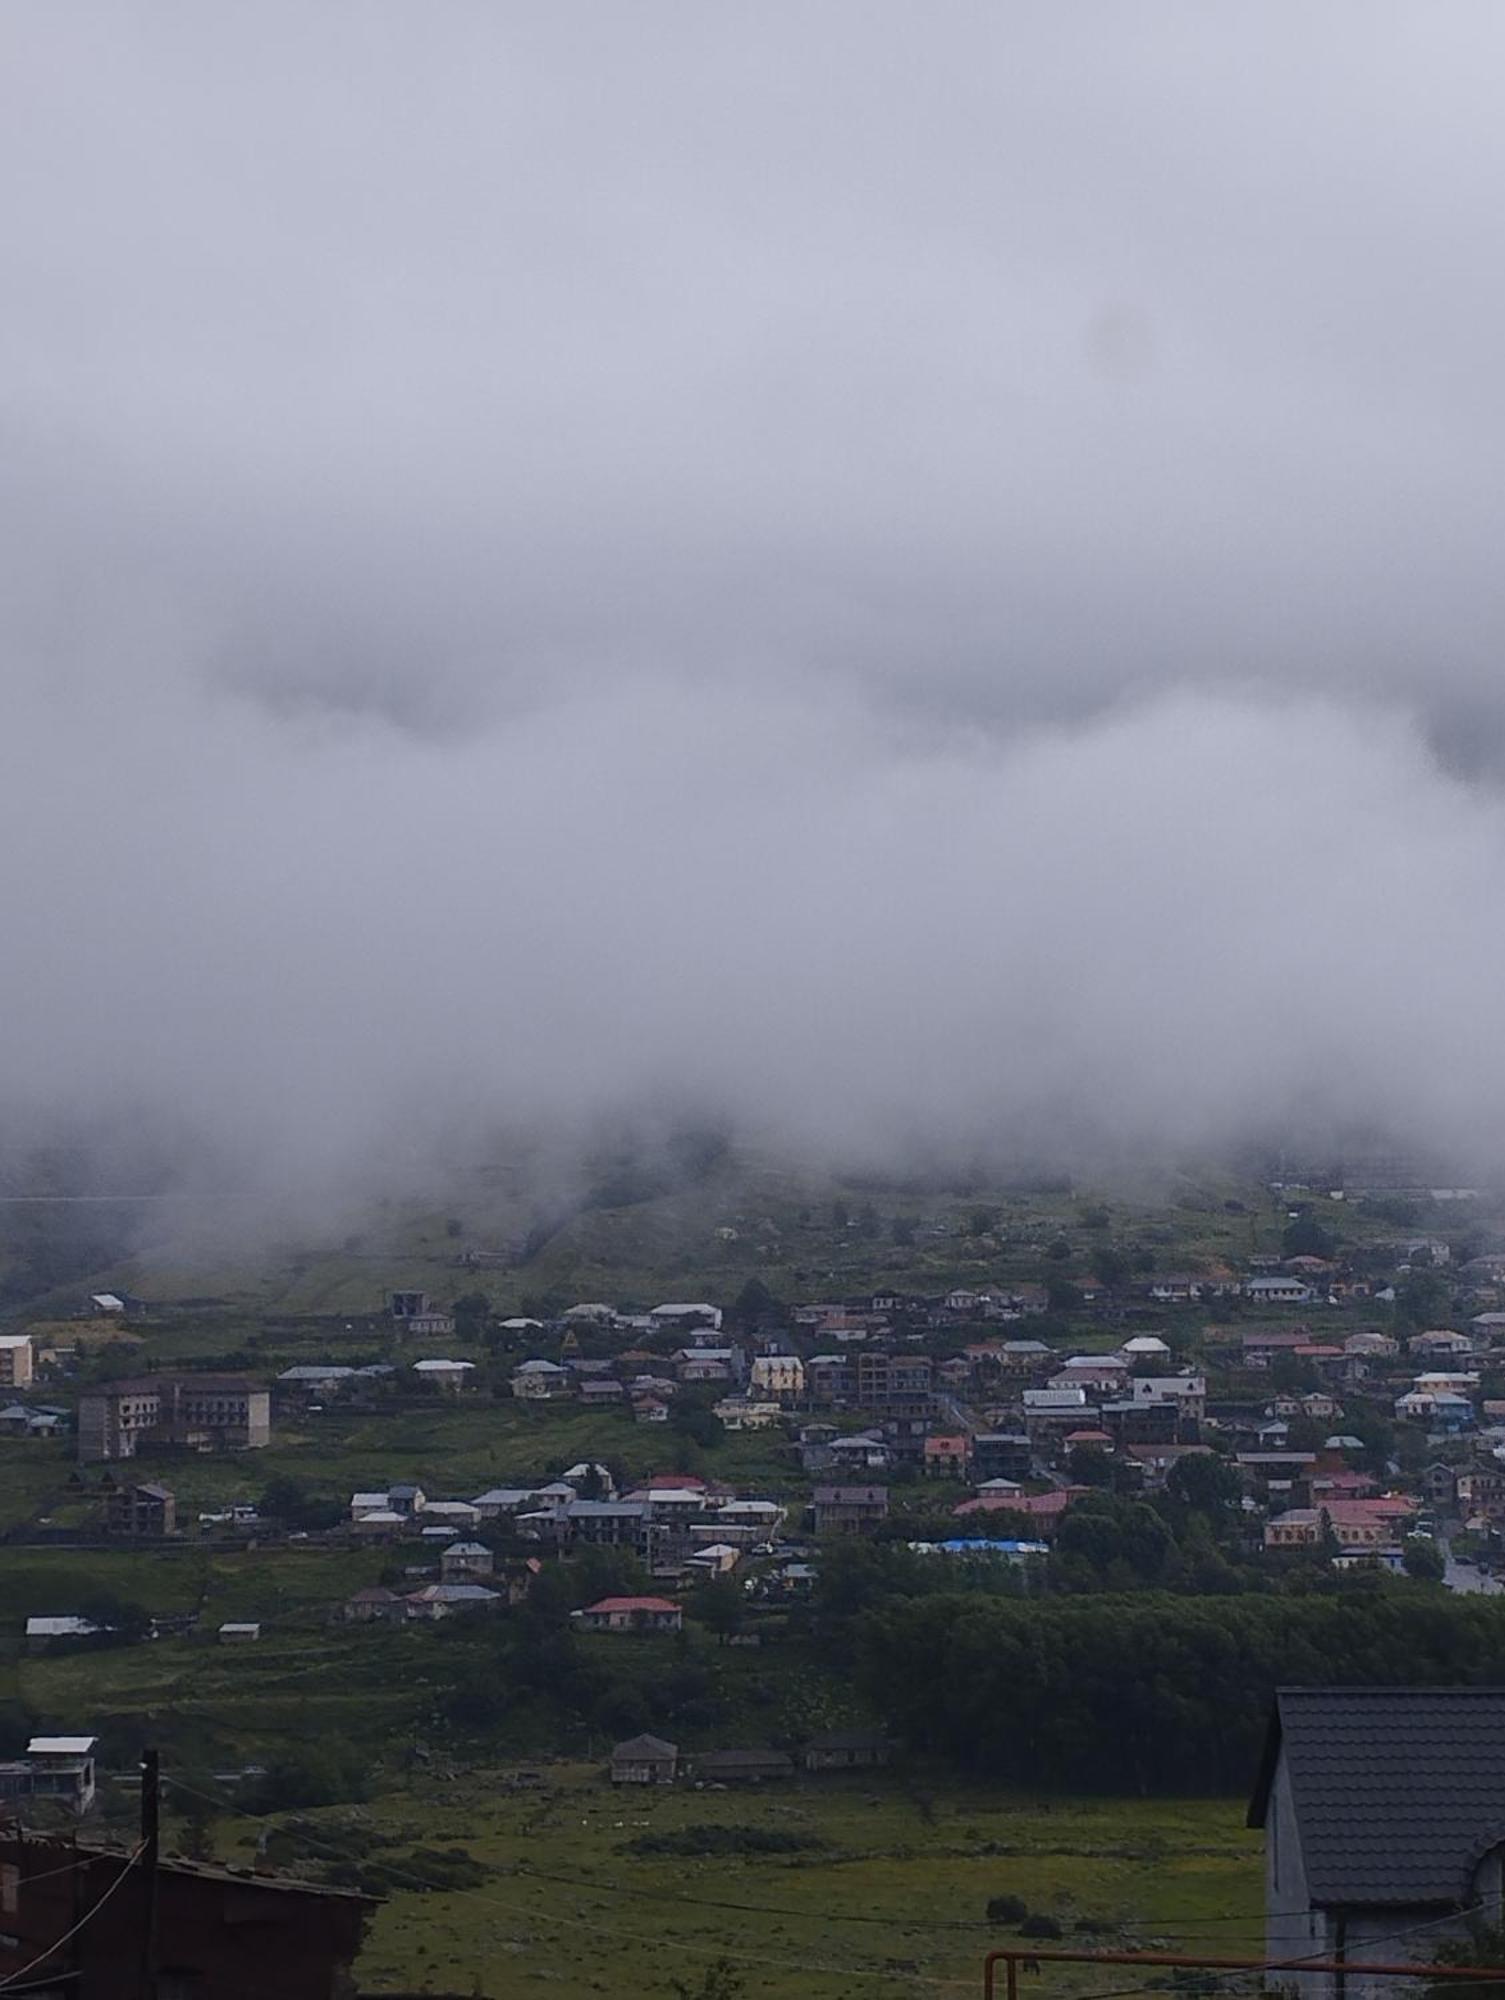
[
  {"x1": 1019, "y1": 1913, "x2": 1064, "y2": 1940},
  {"x1": 987, "y1": 1895, "x2": 1028, "y2": 1925},
  {"x1": 628, "y1": 1825, "x2": 825, "y2": 1858}
]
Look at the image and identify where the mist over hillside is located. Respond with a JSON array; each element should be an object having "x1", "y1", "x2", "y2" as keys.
[{"x1": 6, "y1": 6, "x2": 1505, "y2": 1213}]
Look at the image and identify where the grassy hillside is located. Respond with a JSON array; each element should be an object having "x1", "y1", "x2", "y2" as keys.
[{"x1": 0, "y1": 1148, "x2": 1343, "y2": 1324}]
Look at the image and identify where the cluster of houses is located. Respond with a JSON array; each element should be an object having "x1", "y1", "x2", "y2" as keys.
[
  {"x1": 275, "y1": 1357, "x2": 478, "y2": 1402},
  {"x1": 343, "y1": 1463, "x2": 789, "y2": 1587},
  {"x1": 15, "y1": 1238, "x2": 1505, "y2": 1592},
  {"x1": 466, "y1": 1265, "x2": 1505, "y2": 1575},
  {"x1": 342, "y1": 1558, "x2": 534, "y2": 1625}
]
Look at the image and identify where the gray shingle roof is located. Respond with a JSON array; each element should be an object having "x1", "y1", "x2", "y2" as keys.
[
  {"x1": 612, "y1": 1734, "x2": 677, "y2": 1759},
  {"x1": 1249, "y1": 1687, "x2": 1505, "y2": 1908}
]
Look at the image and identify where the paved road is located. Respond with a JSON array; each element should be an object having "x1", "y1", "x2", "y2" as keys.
[{"x1": 1441, "y1": 1537, "x2": 1505, "y2": 1594}]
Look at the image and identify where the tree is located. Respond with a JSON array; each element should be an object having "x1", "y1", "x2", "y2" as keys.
[
  {"x1": 848, "y1": 1590, "x2": 1505, "y2": 1795},
  {"x1": 1344, "y1": 1411, "x2": 1396, "y2": 1478},
  {"x1": 1067, "y1": 1446, "x2": 1115, "y2": 1489},
  {"x1": 173, "y1": 1790, "x2": 218, "y2": 1862},
  {"x1": 1269, "y1": 1351, "x2": 1319, "y2": 1394},
  {"x1": 731, "y1": 1277, "x2": 781, "y2": 1325},
  {"x1": 1090, "y1": 1245, "x2": 1131, "y2": 1291},
  {"x1": 570, "y1": 1544, "x2": 650, "y2": 1606},
  {"x1": 1047, "y1": 1236, "x2": 1071, "y2": 1261},
  {"x1": 1398, "y1": 1269, "x2": 1451, "y2": 1330},
  {"x1": 1403, "y1": 1535, "x2": 1446, "y2": 1583},
  {"x1": 1282, "y1": 1215, "x2": 1335, "y2": 1259},
  {"x1": 672, "y1": 1401, "x2": 725, "y2": 1451},
  {"x1": 258, "y1": 1476, "x2": 343, "y2": 1532},
  {"x1": 452, "y1": 1291, "x2": 491, "y2": 1334},
  {"x1": 1053, "y1": 1495, "x2": 1174, "y2": 1585},
  {"x1": 687, "y1": 1574, "x2": 745, "y2": 1644},
  {"x1": 247, "y1": 1745, "x2": 369, "y2": 1813},
  {"x1": 1427, "y1": 1921, "x2": 1505, "y2": 2000},
  {"x1": 1165, "y1": 1451, "x2": 1243, "y2": 1528}
]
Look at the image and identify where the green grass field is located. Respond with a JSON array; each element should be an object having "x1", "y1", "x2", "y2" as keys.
[
  {"x1": 188, "y1": 1767, "x2": 1262, "y2": 2000},
  {"x1": 2, "y1": 1591, "x2": 445, "y2": 1775}
]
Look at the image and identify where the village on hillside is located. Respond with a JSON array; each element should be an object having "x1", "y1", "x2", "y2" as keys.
[{"x1": 8, "y1": 1177, "x2": 1505, "y2": 1993}]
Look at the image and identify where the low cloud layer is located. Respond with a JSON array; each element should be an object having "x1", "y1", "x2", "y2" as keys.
[{"x1": 5, "y1": 4, "x2": 1505, "y2": 1200}]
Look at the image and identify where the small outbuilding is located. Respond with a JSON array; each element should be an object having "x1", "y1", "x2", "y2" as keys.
[
  {"x1": 610, "y1": 1734, "x2": 680, "y2": 1785},
  {"x1": 802, "y1": 1731, "x2": 892, "y2": 1772},
  {"x1": 693, "y1": 1747, "x2": 794, "y2": 1784}
]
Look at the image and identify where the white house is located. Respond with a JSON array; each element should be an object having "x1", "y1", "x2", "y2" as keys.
[
  {"x1": 1118, "y1": 1335, "x2": 1172, "y2": 1365},
  {"x1": 1245, "y1": 1275, "x2": 1316, "y2": 1305},
  {"x1": 1131, "y1": 1374, "x2": 1207, "y2": 1420},
  {"x1": 0, "y1": 1735, "x2": 98, "y2": 1813},
  {"x1": 511, "y1": 1359, "x2": 571, "y2": 1400},
  {"x1": 412, "y1": 1358, "x2": 476, "y2": 1394},
  {"x1": 650, "y1": 1302, "x2": 723, "y2": 1332},
  {"x1": 25, "y1": 1616, "x2": 107, "y2": 1648}
]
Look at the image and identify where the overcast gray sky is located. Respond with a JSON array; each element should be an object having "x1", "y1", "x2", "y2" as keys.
[{"x1": 4, "y1": 2, "x2": 1505, "y2": 1197}]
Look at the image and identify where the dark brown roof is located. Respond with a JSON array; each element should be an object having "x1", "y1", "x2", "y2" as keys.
[
  {"x1": 90, "y1": 1374, "x2": 262, "y2": 1395},
  {"x1": 15, "y1": 1835, "x2": 377, "y2": 1904},
  {"x1": 695, "y1": 1747, "x2": 793, "y2": 1771}
]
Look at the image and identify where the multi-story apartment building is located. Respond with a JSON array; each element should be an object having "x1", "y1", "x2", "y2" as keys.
[
  {"x1": 811, "y1": 1484, "x2": 890, "y2": 1535},
  {"x1": 855, "y1": 1351, "x2": 933, "y2": 1415},
  {"x1": 0, "y1": 1335, "x2": 33, "y2": 1390},
  {"x1": 748, "y1": 1353, "x2": 805, "y2": 1403},
  {"x1": 77, "y1": 1376, "x2": 271, "y2": 1463}
]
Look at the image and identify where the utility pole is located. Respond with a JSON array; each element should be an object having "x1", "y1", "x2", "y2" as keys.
[{"x1": 139, "y1": 1748, "x2": 159, "y2": 2000}]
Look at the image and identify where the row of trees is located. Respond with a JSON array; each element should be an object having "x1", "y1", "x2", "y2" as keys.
[{"x1": 845, "y1": 1588, "x2": 1505, "y2": 1793}]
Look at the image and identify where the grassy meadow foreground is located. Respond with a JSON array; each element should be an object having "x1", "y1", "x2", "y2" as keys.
[{"x1": 217, "y1": 1772, "x2": 1261, "y2": 1999}]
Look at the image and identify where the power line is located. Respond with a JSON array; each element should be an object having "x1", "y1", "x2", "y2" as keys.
[
  {"x1": 162, "y1": 1777, "x2": 974, "y2": 1990},
  {"x1": 1276, "y1": 1904, "x2": 1488, "y2": 1967},
  {"x1": 0, "y1": 1840, "x2": 146, "y2": 1993},
  {"x1": 163, "y1": 1770, "x2": 1499, "y2": 1991},
  {"x1": 158, "y1": 1751, "x2": 999, "y2": 1934},
  {"x1": 156, "y1": 1721, "x2": 1261, "y2": 1943},
  {"x1": 515, "y1": 1857, "x2": 994, "y2": 1930}
]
